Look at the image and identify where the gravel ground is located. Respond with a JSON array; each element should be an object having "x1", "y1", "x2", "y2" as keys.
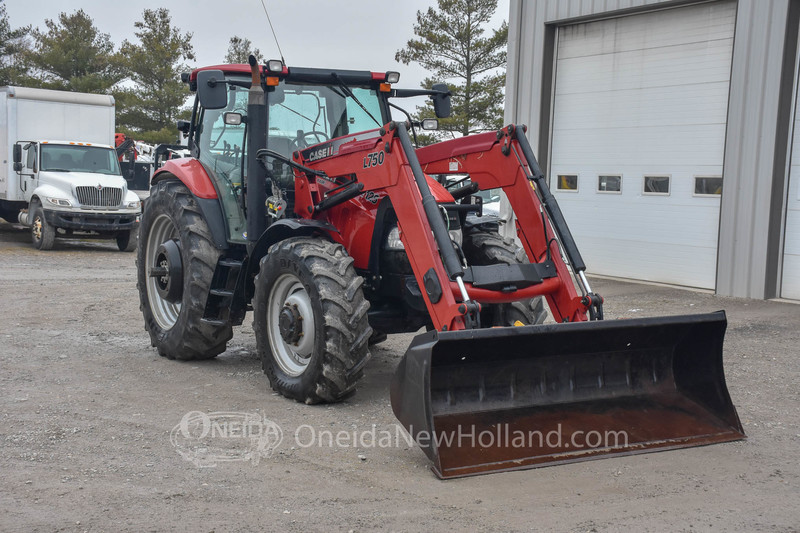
[{"x1": 1, "y1": 219, "x2": 798, "y2": 532}]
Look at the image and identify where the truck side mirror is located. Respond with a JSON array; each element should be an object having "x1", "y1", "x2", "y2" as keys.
[
  {"x1": 13, "y1": 144, "x2": 22, "y2": 171},
  {"x1": 176, "y1": 120, "x2": 191, "y2": 134},
  {"x1": 431, "y1": 83, "x2": 451, "y2": 119},
  {"x1": 197, "y1": 70, "x2": 228, "y2": 110}
]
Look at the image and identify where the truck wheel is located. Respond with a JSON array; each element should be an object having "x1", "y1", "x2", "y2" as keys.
[
  {"x1": 30, "y1": 201, "x2": 55, "y2": 250},
  {"x1": 462, "y1": 227, "x2": 548, "y2": 326},
  {"x1": 137, "y1": 179, "x2": 232, "y2": 360},
  {"x1": 253, "y1": 237, "x2": 372, "y2": 404},
  {"x1": 116, "y1": 227, "x2": 138, "y2": 252}
]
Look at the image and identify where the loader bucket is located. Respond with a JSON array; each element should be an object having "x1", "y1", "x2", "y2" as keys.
[{"x1": 391, "y1": 311, "x2": 744, "y2": 479}]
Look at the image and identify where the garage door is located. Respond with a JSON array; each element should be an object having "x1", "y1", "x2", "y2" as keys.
[
  {"x1": 549, "y1": 1, "x2": 735, "y2": 289},
  {"x1": 782, "y1": 78, "x2": 800, "y2": 300}
]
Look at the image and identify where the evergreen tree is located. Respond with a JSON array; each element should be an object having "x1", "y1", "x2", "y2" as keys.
[
  {"x1": 225, "y1": 36, "x2": 262, "y2": 64},
  {"x1": 27, "y1": 9, "x2": 123, "y2": 93},
  {"x1": 0, "y1": 0, "x2": 31, "y2": 86},
  {"x1": 395, "y1": 0, "x2": 507, "y2": 137},
  {"x1": 117, "y1": 8, "x2": 195, "y2": 144}
]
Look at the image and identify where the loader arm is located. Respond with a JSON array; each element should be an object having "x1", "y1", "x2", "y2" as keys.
[
  {"x1": 293, "y1": 123, "x2": 471, "y2": 332},
  {"x1": 293, "y1": 122, "x2": 591, "y2": 331},
  {"x1": 416, "y1": 124, "x2": 597, "y2": 323}
]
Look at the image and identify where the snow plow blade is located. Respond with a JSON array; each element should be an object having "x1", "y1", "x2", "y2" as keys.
[{"x1": 390, "y1": 311, "x2": 744, "y2": 479}]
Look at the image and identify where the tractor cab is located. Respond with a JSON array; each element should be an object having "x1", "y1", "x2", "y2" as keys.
[{"x1": 182, "y1": 64, "x2": 397, "y2": 243}]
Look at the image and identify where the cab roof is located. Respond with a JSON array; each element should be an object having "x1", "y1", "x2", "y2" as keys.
[{"x1": 187, "y1": 63, "x2": 393, "y2": 90}]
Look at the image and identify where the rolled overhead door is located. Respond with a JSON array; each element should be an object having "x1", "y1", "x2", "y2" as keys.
[
  {"x1": 782, "y1": 77, "x2": 800, "y2": 300},
  {"x1": 549, "y1": 1, "x2": 735, "y2": 289}
]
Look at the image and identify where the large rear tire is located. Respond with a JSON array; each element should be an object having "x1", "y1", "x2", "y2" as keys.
[
  {"x1": 136, "y1": 179, "x2": 232, "y2": 360},
  {"x1": 253, "y1": 237, "x2": 371, "y2": 404},
  {"x1": 462, "y1": 227, "x2": 548, "y2": 326}
]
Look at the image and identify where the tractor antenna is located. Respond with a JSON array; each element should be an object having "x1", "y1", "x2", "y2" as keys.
[{"x1": 259, "y1": 0, "x2": 286, "y2": 65}]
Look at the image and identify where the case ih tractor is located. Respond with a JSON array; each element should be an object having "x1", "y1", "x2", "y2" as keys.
[{"x1": 137, "y1": 58, "x2": 744, "y2": 478}]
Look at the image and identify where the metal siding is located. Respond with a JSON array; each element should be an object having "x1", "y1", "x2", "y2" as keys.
[
  {"x1": 782, "y1": 46, "x2": 800, "y2": 299},
  {"x1": 507, "y1": 0, "x2": 797, "y2": 298},
  {"x1": 549, "y1": 2, "x2": 735, "y2": 288},
  {"x1": 717, "y1": 0, "x2": 794, "y2": 298}
]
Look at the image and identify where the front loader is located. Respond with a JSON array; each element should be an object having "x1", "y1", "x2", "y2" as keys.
[{"x1": 137, "y1": 57, "x2": 744, "y2": 478}]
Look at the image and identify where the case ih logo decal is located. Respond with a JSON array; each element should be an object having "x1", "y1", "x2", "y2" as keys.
[{"x1": 307, "y1": 144, "x2": 335, "y2": 162}]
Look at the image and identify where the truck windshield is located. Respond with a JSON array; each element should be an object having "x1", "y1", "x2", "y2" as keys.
[{"x1": 40, "y1": 145, "x2": 121, "y2": 175}]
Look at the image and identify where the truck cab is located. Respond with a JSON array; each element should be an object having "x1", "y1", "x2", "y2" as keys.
[{"x1": 13, "y1": 140, "x2": 142, "y2": 251}]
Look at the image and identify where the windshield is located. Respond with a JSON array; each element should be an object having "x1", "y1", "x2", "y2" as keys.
[
  {"x1": 40, "y1": 145, "x2": 121, "y2": 175},
  {"x1": 267, "y1": 83, "x2": 383, "y2": 155}
]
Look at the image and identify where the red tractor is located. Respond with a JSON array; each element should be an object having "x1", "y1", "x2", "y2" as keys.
[{"x1": 137, "y1": 58, "x2": 744, "y2": 478}]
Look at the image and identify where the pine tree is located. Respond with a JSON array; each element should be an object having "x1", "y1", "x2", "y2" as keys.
[
  {"x1": 116, "y1": 8, "x2": 195, "y2": 144},
  {"x1": 395, "y1": 0, "x2": 507, "y2": 137}
]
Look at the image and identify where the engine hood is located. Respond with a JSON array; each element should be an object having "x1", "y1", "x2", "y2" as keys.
[{"x1": 38, "y1": 171, "x2": 127, "y2": 193}]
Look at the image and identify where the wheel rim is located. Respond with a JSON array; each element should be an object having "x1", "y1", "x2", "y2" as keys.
[
  {"x1": 267, "y1": 274, "x2": 316, "y2": 377},
  {"x1": 145, "y1": 214, "x2": 181, "y2": 330},
  {"x1": 32, "y1": 216, "x2": 42, "y2": 241}
]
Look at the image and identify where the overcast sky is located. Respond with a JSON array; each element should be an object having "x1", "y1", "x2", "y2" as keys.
[{"x1": 6, "y1": 0, "x2": 510, "y2": 91}]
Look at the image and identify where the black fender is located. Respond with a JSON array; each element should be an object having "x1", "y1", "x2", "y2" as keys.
[
  {"x1": 245, "y1": 218, "x2": 339, "y2": 286},
  {"x1": 195, "y1": 197, "x2": 229, "y2": 250}
]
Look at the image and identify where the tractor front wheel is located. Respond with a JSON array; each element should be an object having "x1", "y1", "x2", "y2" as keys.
[
  {"x1": 136, "y1": 179, "x2": 232, "y2": 360},
  {"x1": 254, "y1": 238, "x2": 372, "y2": 404}
]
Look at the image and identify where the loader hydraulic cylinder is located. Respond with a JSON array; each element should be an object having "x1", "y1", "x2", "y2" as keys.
[{"x1": 513, "y1": 126, "x2": 586, "y2": 273}]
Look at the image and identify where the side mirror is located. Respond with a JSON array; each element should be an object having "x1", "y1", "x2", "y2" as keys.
[
  {"x1": 421, "y1": 118, "x2": 439, "y2": 130},
  {"x1": 431, "y1": 83, "x2": 451, "y2": 119},
  {"x1": 223, "y1": 112, "x2": 243, "y2": 126},
  {"x1": 13, "y1": 145, "x2": 22, "y2": 172},
  {"x1": 197, "y1": 70, "x2": 228, "y2": 110},
  {"x1": 176, "y1": 120, "x2": 191, "y2": 134}
]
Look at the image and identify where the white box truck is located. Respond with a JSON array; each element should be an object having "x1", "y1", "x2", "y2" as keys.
[{"x1": 0, "y1": 86, "x2": 142, "y2": 251}]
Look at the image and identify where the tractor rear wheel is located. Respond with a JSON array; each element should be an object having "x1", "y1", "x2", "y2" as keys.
[
  {"x1": 462, "y1": 227, "x2": 548, "y2": 326},
  {"x1": 137, "y1": 179, "x2": 232, "y2": 360},
  {"x1": 253, "y1": 237, "x2": 372, "y2": 404}
]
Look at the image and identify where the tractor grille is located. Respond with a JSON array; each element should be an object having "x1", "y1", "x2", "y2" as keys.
[{"x1": 75, "y1": 186, "x2": 123, "y2": 207}]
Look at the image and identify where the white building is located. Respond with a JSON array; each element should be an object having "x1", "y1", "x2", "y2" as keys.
[{"x1": 505, "y1": 0, "x2": 800, "y2": 300}]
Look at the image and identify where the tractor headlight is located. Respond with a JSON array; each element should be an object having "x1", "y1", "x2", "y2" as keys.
[
  {"x1": 385, "y1": 225, "x2": 404, "y2": 251},
  {"x1": 45, "y1": 197, "x2": 72, "y2": 207}
]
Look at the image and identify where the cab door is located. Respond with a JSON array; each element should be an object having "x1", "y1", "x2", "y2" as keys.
[{"x1": 15, "y1": 142, "x2": 38, "y2": 200}]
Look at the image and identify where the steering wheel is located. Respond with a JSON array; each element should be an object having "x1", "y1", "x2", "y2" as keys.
[{"x1": 293, "y1": 131, "x2": 329, "y2": 150}]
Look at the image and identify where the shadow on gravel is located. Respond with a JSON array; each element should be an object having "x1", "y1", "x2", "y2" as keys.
[{"x1": 0, "y1": 220, "x2": 124, "y2": 252}]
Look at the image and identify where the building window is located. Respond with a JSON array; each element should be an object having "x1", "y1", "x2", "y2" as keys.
[
  {"x1": 643, "y1": 175, "x2": 670, "y2": 196},
  {"x1": 597, "y1": 175, "x2": 622, "y2": 193},
  {"x1": 694, "y1": 176, "x2": 722, "y2": 196},
  {"x1": 556, "y1": 174, "x2": 578, "y2": 191}
]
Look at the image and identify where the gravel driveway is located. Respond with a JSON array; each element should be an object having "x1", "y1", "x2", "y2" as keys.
[{"x1": 1, "y1": 220, "x2": 798, "y2": 532}]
